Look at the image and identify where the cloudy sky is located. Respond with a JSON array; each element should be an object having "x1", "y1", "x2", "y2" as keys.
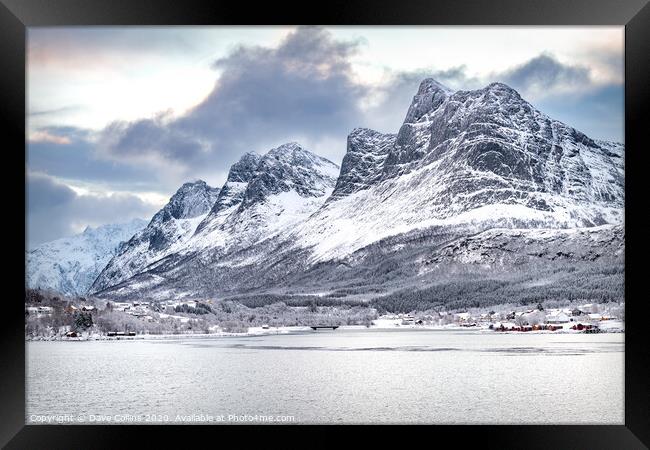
[{"x1": 26, "y1": 26, "x2": 624, "y2": 248}]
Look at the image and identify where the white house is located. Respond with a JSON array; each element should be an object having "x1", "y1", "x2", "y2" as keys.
[{"x1": 546, "y1": 312, "x2": 570, "y2": 324}]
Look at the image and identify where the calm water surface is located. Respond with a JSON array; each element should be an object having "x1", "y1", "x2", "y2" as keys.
[{"x1": 26, "y1": 329, "x2": 624, "y2": 424}]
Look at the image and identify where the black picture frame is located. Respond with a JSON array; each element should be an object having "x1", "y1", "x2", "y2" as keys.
[{"x1": 3, "y1": 0, "x2": 648, "y2": 447}]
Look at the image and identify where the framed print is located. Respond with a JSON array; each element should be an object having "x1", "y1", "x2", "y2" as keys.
[{"x1": 2, "y1": 0, "x2": 649, "y2": 447}]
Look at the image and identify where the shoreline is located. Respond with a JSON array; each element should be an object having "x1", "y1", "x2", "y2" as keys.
[{"x1": 25, "y1": 320, "x2": 625, "y2": 342}]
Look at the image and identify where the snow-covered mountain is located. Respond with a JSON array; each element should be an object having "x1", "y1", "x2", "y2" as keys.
[
  {"x1": 26, "y1": 218, "x2": 147, "y2": 296},
  {"x1": 292, "y1": 79, "x2": 624, "y2": 262},
  {"x1": 90, "y1": 78, "x2": 624, "y2": 301},
  {"x1": 192, "y1": 142, "x2": 339, "y2": 247},
  {"x1": 90, "y1": 180, "x2": 220, "y2": 292},
  {"x1": 91, "y1": 144, "x2": 339, "y2": 296}
]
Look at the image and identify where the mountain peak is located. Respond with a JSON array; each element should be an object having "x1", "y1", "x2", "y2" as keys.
[
  {"x1": 90, "y1": 183, "x2": 219, "y2": 292},
  {"x1": 482, "y1": 82, "x2": 523, "y2": 101},
  {"x1": 28, "y1": 219, "x2": 147, "y2": 296},
  {"x1": 264, "y1": 142, "x2": 338, "y2": 173},
  {"x1": 225, "y1": 152, "x2": 262, "y2": 183},
  {"x1": 240, "y1": 144, "x2": 339, "y2": 208},
  {"x1": 182, "y1": 179, "x2": 206, "y2": 186},
  {"x1": 174, "y1": 179, "x2": 210, "y2": 194},
  {"x1": 485, "y1": 81, "x2": 517, "y2": 91},
  {"x1": 274, "y1": 141, "x2": 301, "y2": 150},
  {"x1": 267, "y1": 141, "x2": 304, "y2": 158},
  {"x1": 417, "y1": 78, "x2": 453, "y2": 95},
  {"x1": 404, "y1": 78, "x2": 453, "y2": 124},
  {"x1": 349, "y1": 127, "x2": 383, "y2": 138},
  {"x1": 163, "y1": 180, "x2": 220, "y2": 221}
]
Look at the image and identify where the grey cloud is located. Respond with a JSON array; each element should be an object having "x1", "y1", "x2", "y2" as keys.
[
  {"x1": 27, "y1": 173, "x2": 159, "y2": 249},
  {"x1": 100, "y1": 26, "x2": 368, "y2": 174},
  {"x1": 28, "y1": 126, "x2": 165, "y2": 192},
  {"x1": 102, "y1": 118, "x2": 206, "y2": 163},
  {"x1": 498, "y1": 54, "x2": 591, "y2": 94},
  {"x1": 534, "y1": 83, "x2": 624, "y2": 143},
  {"x1": 97, "y1": 48, "x2": 618, "y2": 180},
  {"x1": 384, "y1": 66, "x2": 480, "y2": 93},
  {"x1": 493, "y1": 54, "x2": 622, "y2": 141},
  {"x1": 27, "y1": 172, "x2": 76, "y2": 211}
]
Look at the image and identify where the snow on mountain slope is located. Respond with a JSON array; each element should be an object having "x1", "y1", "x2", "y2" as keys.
[
  {"x1": 422, "y1": 224, "x2": 624, "y2": 267},
  {"x1": 92, "y1": 78, "x2": 624, "y2": 300},
  {"x1": 91, "y1": 143, "x2": 339, "y2": 296},
  {"x1": 173, "y1": 142, "x2": 339, "y2": 257},
  {"x1": 291, "y1": 79, "x2": 624, "y2": 262},
  {"x1": 194, "y1": 152, "x2": 262, "y2": 235},
  {"x1": 90, "y1": 180, "x2": 220, "y2": 292},
  {"x1": 26, "y1": 218, "x2": 147, "y2": 296}
]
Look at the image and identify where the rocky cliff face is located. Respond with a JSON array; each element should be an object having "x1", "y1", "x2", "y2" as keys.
[
  {"x1": 90, "y1": 180, "x2": 220, "y2": 292},
  {"x1": 329, "y1": 128, "x2": 396, "y2": 199},
  {"x1": 293, "y1": 79, "x2": 624, "y2": 262},
  {"x1": 195, "y1": 152, "x2": 262, "y2": 235},
  {"x1": 185, "y1": 142, "x2": 340, "y2": 253}
]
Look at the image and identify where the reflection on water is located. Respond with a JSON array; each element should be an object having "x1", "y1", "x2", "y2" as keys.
[{"x1": 26, "y1": 329, "x2": 624, "y2": 424}]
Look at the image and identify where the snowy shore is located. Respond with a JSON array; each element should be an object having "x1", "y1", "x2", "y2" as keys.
[{"x1": 26, "y1": 318, "x2": 624, "y2": 341}]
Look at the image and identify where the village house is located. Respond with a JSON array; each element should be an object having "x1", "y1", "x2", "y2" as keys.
[
  {"x1": 401, "y1": 314, "x2": 415, "y2": 325},
  {"x1": 546, "y1": 311, "x2": 570, "y2": 324}
]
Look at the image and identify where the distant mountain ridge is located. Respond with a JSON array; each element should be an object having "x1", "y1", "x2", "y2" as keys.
[{"x1": 26, "y1": 218, "x2": 147, "y2": 296}]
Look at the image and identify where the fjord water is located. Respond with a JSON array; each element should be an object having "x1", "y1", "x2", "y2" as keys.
[{"x1": 26, "y1": 329, "x2": 623, "y2": 424}]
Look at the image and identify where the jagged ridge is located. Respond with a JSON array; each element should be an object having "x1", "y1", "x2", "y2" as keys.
[{"x1": 90, "y1": 78, "x2": 624, "y2": 301}]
